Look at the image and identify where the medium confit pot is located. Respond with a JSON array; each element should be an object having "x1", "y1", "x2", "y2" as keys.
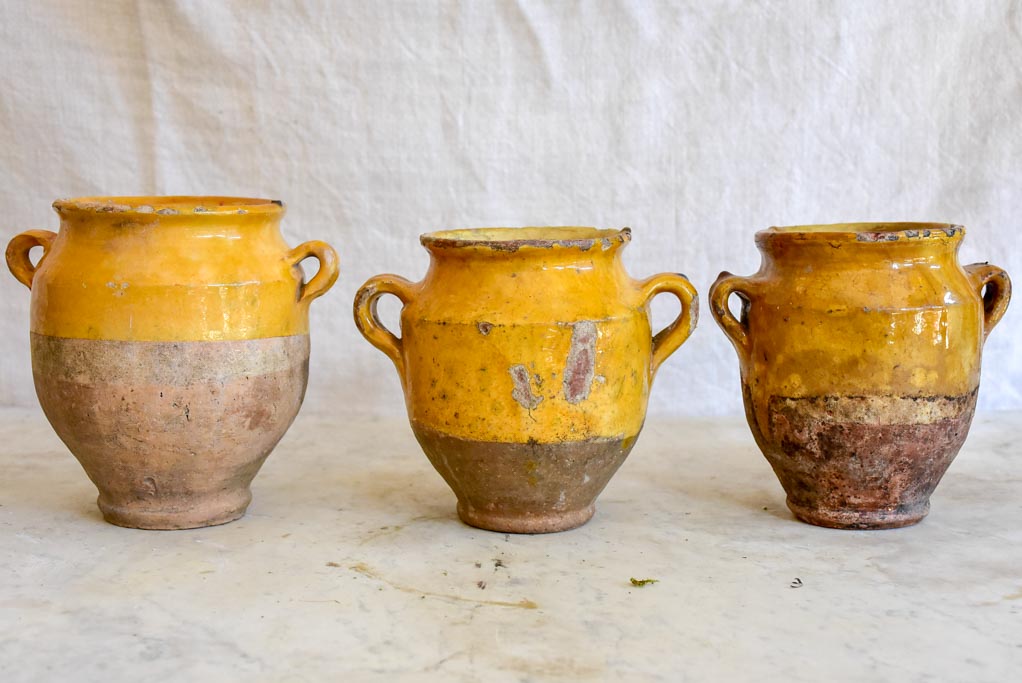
[
  {"x1": 6, "y1": 196, "x2": 338, "y2": 529},
  {"x1": 354, "y1": 227, "x2": 698, "y2": 533},
  {"x1": 709, "y1": 223, "x2": 1010, "y2": 529}
]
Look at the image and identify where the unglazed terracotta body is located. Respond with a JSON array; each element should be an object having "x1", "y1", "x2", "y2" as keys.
[
  {"x1": 709, "y1": 223, "x2": 1011, "y2": 529},
  {"x1": 355, "y1": 228, "x2": 697, "y2": 533},
  {"x1": 6, "y1": 197, "x2": 338, "y2": 529}
]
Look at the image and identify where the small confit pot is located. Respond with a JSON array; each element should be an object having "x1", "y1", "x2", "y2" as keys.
[
  {"x1": 354, "y1": 227, "x2": 698, "y2": 533},
  {"x1": 6, "y1": 197, "x2": 338, "y2": 529},
  {"x1": 709, "y1": 223, "x2": 1011, "y2": 529}
]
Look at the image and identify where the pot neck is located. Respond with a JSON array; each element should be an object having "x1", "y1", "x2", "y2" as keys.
[
  {"x1": 755, "y1": 223, "x2": 964, "y2": 269},
  {"x1": 421, "y1": 227, "x2": 630, "y2": 270},
  {"x1": 53, "y1": 197, "x2": 284, "y2": 241}
]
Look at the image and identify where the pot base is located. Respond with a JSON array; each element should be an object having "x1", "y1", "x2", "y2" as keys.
[
  {"x1": 458, "y1": 501, "x2": 596, "y2": 534},
  {"x1": 412, "y1": 422, "x2": 637, "y2": 535},
  {"x1": 786, "y1": 498, "x2": 929, "y2": 530},
  {"x1": 32, "y1": 333, "x2": 309, "y2": 530},
  {"x1": 97, "y1": 488, "x2": 253, "y2": 530},
  {"x1": 758, "y1": 391, "x2": 977, "y2": 530}
]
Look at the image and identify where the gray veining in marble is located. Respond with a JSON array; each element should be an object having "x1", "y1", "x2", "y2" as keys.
[{"x1": 0, "y1": 409, "x2": 1019, "y2": 682}]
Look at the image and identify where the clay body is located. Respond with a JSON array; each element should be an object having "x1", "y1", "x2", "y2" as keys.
[
  {"x1": 355, "y1": 228, "x2": 698, "y2": 533},
  {"x1": 6, "y1": 197, "x2": 338, "y2": 529},
  {"x1": 710, "y1": 223, "x2": 1011, "y2": 529}
]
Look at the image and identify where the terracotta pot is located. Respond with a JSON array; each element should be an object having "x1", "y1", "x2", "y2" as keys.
[
  {"x1": 354, "y1": 227, "x2": 697, "y2": 533},
  {"x1": 709, "y1": 223, "x2": 1011, "y2": 529},
  {"x1": 6, "y1": 197, "x2": 338, "y2": 529}
]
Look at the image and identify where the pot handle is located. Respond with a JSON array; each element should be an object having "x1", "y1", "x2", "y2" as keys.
[
  {"x1": 354, "y1": 274, "x2": 416, "y2": 373},
  {"x1": 638, "y1": 273, "x2": 699, "y2": 375},
  {"x1": 6, "y1": 230, "x2": 57, "y2": 290},
  {"x1": 964, "y1": 262, "x2": 1012, "y2": 341},
  {"x1": 709, "y1": 271, "x2": 755, "y2": 359},
  {"x1": 288, "y1": 240, "x2": 340, "y2": 304}
]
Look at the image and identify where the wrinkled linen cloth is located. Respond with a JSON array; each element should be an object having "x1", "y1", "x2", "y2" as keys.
[{"x1": 0, "y1": 0, "x2": 1018, "y2": 416}]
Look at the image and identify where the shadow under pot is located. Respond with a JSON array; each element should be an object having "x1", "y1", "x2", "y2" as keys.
[
  {"x1": 354, "y1": 227, "x2": 698, "y2": 533},
  {"x1": 709, "y1": 223, "x2": 1011, "y2": 529},
  {"x1": 5, "y1": 196, "x2": 339, "y2": 529}
]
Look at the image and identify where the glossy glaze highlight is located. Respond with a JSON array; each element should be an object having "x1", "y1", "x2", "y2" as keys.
[
  {"x1": 355, "y1": 227, "x2": 698, "y2": 533},
  {"x1": 710, "y1": 222, "x2": 1010, "y2": 529}
]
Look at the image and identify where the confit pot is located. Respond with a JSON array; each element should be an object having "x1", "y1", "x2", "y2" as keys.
[
  {"x1": 5, "y1": 196, "x2": 338, "y2": 529},
  {"x1": 354, "y1": 227, "x2": 698, "y2": 533},
  {"x1": 709, "y1": 223, "x2": 1010, "y2": 529}
]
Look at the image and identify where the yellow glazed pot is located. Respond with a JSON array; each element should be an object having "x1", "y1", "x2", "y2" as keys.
[
  {"x1": 709, "y1": 223, "x2": 1010, "y2": 529},
  {"x1": 5, "y1": 197, "x2": 338, "y2": 529},
  {"x1": 354, "y1": 227, "x2": 697, "y2": 533}
]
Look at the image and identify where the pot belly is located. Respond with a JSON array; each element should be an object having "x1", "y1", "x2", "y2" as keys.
[
  {"x1": 401, "y1": 317, "x2": 650, "y2": 533},
  {"x1": 402, "y1": 317, "x2": 651, "y2": 443},
  {"x1": 31, "y1": 333, "x2": 309, "y2": 529}
]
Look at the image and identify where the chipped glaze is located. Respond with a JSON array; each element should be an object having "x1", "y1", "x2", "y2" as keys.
[
  {"x1": 6, "y1": 196, "x2": 339, "y2": 529},
  {"x1": 354, "y1": 227, "x2": 698, "y2": 533},
  {"x1": 710, "y1": 222, "x2": 1011, "y2": 529}
]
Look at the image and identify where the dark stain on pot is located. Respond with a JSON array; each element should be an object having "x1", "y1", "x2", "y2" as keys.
[
  {"x1": 563, "y1": 321, "x2": 597, "y2": 404},
  {"x1": 484, "y1": 239, "x2": 596, "y2": 253},
  {"x1": 762, "y1": 390, "x2": 978, "y2": 529},
  {"x1": 509, "y1": 364, "x2": 543, "y2": 410},
  {"x1": 245, "y1": 405, "x2": 272, "y2": 431},
  {"x1": 353, "y1": 286, "x2": 374, "y2": 311},
  {"x1": 856, "y1": 232, "x2": 902, "y2": 243}
]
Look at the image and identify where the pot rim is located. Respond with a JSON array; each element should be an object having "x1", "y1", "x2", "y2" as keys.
[
  {"x1": 420, "y1": 226, "x2": 631, "y2": 251},
  {"x1": 756, "y1": 222, "x2": 964, "y2": 244},
  {"x1": 52, "y1": 196, "x2": 285, "y2": 217}
]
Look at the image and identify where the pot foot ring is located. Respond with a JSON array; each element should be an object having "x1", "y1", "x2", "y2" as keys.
[
  {"x1": 458, "y1": 501, "x2": 596, "y2": 534},
  {"x1": 97, "y1": 490, "x2": 252, "y2": 530},
  {"x1": 786, "y1": 498, "x2": 930, "y2": 530}
]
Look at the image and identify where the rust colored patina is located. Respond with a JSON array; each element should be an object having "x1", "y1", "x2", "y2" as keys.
[
  {"x1": 710, "y1": 223, "x2": 1011, "y2": 529},
  {"x1": 759, "y1": 391, "x2": 977, "y2": 528}
]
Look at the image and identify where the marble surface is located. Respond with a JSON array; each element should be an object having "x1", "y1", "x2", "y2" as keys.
[{"x1": 0, "y1": 407, "x2": 1019, "y2": 682}]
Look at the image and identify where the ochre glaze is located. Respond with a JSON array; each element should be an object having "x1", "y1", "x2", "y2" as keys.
[
  {"x1": 10, "y1": 196, "x2": 338, "y2": 341},
  {"x1": 6, "y1": 196, "x2": 338, "y2": 529},
  {"x1": 355, "y1": 227, "x2": 697, "y2": 533},
  {"x1": 710, "y1": 223, "x2": 1011, "y2": 529}
]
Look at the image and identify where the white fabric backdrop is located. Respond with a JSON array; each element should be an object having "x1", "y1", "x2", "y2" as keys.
[{"x1": 0, "y1": 0, "x2": 1019, "y2": 417}]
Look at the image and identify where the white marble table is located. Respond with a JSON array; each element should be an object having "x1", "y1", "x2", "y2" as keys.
[{"x1": 1, "y1": 408, "x2": 1019, "y2": 682}]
